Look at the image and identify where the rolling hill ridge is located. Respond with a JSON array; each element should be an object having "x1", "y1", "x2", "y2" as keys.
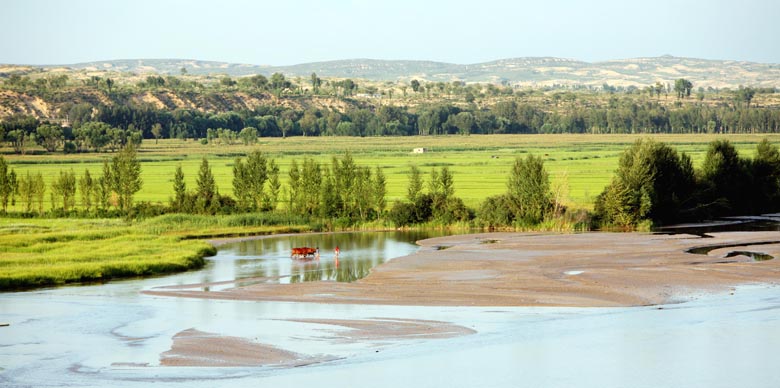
[{"x1": 36, "y1": 56, "x2": 780, "y2": 89}]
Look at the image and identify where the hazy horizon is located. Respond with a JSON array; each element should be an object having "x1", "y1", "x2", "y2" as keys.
[
  {"x1": 3, "y1": 0, "x2": 780, "y2": 66},
  {"x1": 7, "y1": 54, "x2": 779, "y2": 68}
]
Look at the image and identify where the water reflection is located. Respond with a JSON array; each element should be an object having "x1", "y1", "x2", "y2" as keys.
[
  {"x1": 217, "y1": 231, "x2": 446, "y2": 284},
  {"x1": 686, "y1": 240, "x2": 778, "y2": 261}
]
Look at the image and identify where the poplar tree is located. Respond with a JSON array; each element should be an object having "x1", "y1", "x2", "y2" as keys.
[
  {"x1": 78, "y1": 169, "x2": 94, "y2": 212},
  {"x1": 507, "y1": 154, "x2": 551, "y2": 224},
  {"x1": 407, "y1": 165, "x2": 423, "y2": 203},
  {"x1": 51, "y1": 169, "x2": 76, "y2": 212},
  {"x1": 266, "y1": 159, "x2": 281, "y2": 211},
  {"x1": 232, "y1": 150, "x2": 268, "y2": 210},
  {"x1": 374, "y1": 167, "x2": 387, "y2": 214},
  {"x1": 110, "y1": 144, "x2": 142, "y2": 214},
  {"x1": 196, "y1": 157, "x2": 216, "y2": 213},
  {"x1": 0, "y1": 156, "x2": 16, "y2": 212},
  {"x1": 96, "y1": 161, "x2": 112, "y2": 211},
  {"x1": 173, "y1": 165, "x2": 186, "y2": 212}
]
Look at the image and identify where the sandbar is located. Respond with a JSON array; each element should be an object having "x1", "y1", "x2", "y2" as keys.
[{"x1": 146, "y1": 231, "x2": 780, "y2": 307}]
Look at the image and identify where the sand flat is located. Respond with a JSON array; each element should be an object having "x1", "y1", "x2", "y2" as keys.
[
  {"x1": 159, "y1": 328, "x2": 331, "y2": 367},
  {"x1": 145, "y1": 231, "x2": 780, "y2": 307}
]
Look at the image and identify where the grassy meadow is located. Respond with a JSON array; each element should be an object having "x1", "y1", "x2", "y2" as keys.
[
  {"x1": 4, "y1": 133, "x2": 780, "y2": 210},
  {"x1": 0, "y1": 214, "x2": 312, "y2": 289}
]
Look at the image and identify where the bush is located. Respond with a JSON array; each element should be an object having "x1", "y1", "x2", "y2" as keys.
[
  {"x1": 63, "y1": 141, "x2": 77, "y2": 154},
  {"x1": 595, "y1": 139, "x2": 696, "y2": 228},
  {"x1": 388, "y1": 201, "x2": 417, "y2": 227},
  {"x1": 477, "y1": 195, "x2": 515, "y2": 228},
  {"x1": 507, "y1": 155, "x2": 552, "y2": 224}
]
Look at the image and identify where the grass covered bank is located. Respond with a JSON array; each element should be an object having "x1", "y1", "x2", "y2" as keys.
[{"x1": 0, "y1": 214, "x2": 313, "y2": 290}]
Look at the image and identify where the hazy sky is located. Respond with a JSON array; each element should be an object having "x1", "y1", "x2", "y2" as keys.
[{"x1": 3, "y1": 0, "x2": 779, "y2": 65}]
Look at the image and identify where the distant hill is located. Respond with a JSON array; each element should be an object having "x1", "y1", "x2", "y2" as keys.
[{"x1": 27, "y1": 56, "x2": 780, "y2": 89}]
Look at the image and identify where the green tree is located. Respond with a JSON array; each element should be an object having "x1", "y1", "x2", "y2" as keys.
[
  {"x1": 736, "y1": 86, "x2": 756, "y2": 108},
  {"x1": 595, "y1": 139, "x2": 696, "y2": 227},
  {"x1": 699, "y1": 139, "x2": 749, "y2": 216},
  {"x1": 439, "y1": 167, "x2": 454, "y2": 200},
  {"x1": 110, "y1": 144, "x2": 142, "y2": 214},
  {"x1": 35, "y1": 124, "x2": 64, "y2": 153},
  {"x1": 653, "y1": 82, "x2": 664, "y2": 99},
  {"x1": 0, "y1": 156, "x2": 17, "y2": 212},
  {"x1": 239, "y1": 127, "x2": 258, "y2": 145},
  {"x1": 299, "y1": 158, "x2": 323, "y2": 216},
  {"x1": 96, "y1": 161, "x2": 112, "y2": 211},
  {"x1": 507, "y1": 155, "x2": 551, "y2": 224},
  {"x1": 451, "y1": 112, "x2": 475, "y2": 135},
  {"x1": 6, "y1": 130, "x2": 33, "y2": 155},
  {"x1": 407, "y1": 165, "x2": 423, "y2": 203},
  {"x1": 18, "y1": 172, "x2": 45, "y2": 215},
  {"x1": 51, "y1": 169, "x2": 77, "y2": 212},
  {"x1": 151, "y1": 123, "x2": 163, "y2": 144},
  {"x1": 752, "y1": 138, "x2": 780, "y2": 212},
  {"x1": 172, "y1": 165, "x2": 186, "y2": 212},
  {"x1": 428, "y1": 168, "x2": 441, "y2": 196},
  {"x1": 310, "y1": 72, "x2": 322, "y2": 93},
  {"x1": 270, "y1": 73, "x2": 291, "y2": 91},
  {"x1": 266, "y1": 159, "x2": 281, "y2": 211},
  {"x1": 220, "y1": 76, "x2": 236, "y2": 88},
  {"x1": 411, "y1": 79, "x2": 421, "y2": 93},
  {"x1": 232, "y1": 151, "x2": 268, "y2": 210},
  {"x1": 196, "y1": 157, "x2": 217, "y2": 213},
  {"x1": 374, "y1": 166, "x2": 387, "y2": 214},
  {"x1": 76, "y1": 121, "x2": 112, "y2": 152},
  {"x1": 17, "y1": 172, "x2": 34, "y2": 213},
  {"x1": 478, "y1": 195, "x2": 515, "y2": 228},
  {"x1": 288, "y1": 159, "x2": 301, "y2": 213},
  {"x1": 674, "y1": 78, "x2": 693, "y2": 99},
  {"x1": 78, "y1": 169, "x2": 94, "y2": 212}
]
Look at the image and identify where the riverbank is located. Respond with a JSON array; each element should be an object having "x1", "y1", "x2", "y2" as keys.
[
  {"x1": 0, "y1": 215, "x2": 312, "y2": 290},
  {"x1": 146, "y1": 231, "x2": 780, "y2": 307}
]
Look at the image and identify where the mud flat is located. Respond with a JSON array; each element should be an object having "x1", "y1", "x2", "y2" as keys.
[
  {"x1": 159, "y1": 328, "x2": 325, "y2": 367},
  {"x1": 146, "y1": 231, "x2": 780, "y2": 307}
]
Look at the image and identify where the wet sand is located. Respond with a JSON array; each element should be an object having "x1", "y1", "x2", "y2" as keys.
[
  {"x1": 285, "y1": 318, "x2": 477, "y2": 342},
  {"x1": 146, "y1": 231, "x2": 780, "y2": 307},
  {"x1": 159, "y1": 328, "x2": 331, "y2": 367}
]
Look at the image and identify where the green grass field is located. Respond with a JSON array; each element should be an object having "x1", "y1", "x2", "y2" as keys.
[
  {"x1": 5, "y1": 134, "x2": 779, "y2": 210},
  {"x1": 0, "y1": 214, "x2": 312, "y2": 290}
]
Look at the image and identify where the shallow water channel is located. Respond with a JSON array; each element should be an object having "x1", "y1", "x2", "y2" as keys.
[{"x1": 2, "y1": 229, "x2": 780, "y2": 388}]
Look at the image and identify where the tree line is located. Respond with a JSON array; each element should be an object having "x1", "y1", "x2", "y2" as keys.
[
  {"x1": 594, "y1": 138, "x2": 780, "y2": 228},
  {"x1": 3, "y1": 100, "x2": 780, "y2": 155},
  {"x1": 2, "y1": 139, "x2": 780, "y2": 230},
  {"x1": 2, "y1": 73, "x2": 780, "y2": 154},
  {"x1": 0, "y1": 145, "x2": 141, "y2": 216}
]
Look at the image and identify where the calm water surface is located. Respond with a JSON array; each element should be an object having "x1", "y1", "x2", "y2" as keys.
[{"x1": 1, "y1": 228, "x2": 779, "y2": 388}]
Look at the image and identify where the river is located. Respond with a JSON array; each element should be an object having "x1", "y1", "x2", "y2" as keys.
[{"x1": 1, "y1": 229, "x2": 779, "y2": 387}]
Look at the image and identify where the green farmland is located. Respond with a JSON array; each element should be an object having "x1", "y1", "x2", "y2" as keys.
[{"x1": 4, "y1": 133, "x2": 780, "y2": 211}]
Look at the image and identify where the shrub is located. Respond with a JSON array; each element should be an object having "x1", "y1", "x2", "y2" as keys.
[
  {"x1": 477, "y1": 195, "x2": 515, "y2": 228},
  {"x1": 595, "y1": 139, "x2": 696, "y2": 228}
]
